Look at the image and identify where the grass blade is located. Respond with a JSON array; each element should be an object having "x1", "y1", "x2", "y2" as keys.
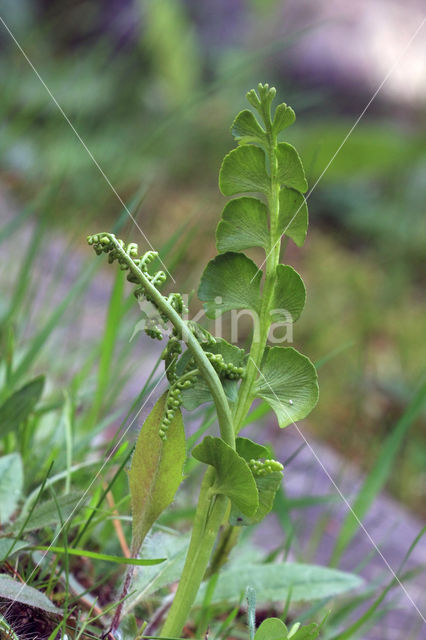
[
  {"x1": 331, "y1": 375, "x2": 426, "y2": 565},
  {"x1": 31, "y1": 546, "x2": 166, "y2": 566},
  {"x1": 329, "y1": 527, "x2": 425, "y2": 639},
  {"x1": 2, "y1": 218, "x2": 47, "y2": 324},
  {"x1": 9, "y1": 260, "x2": 98, "y2": 387},
  {"x1": 83, "y1": 269, "x2": 125, "y2": 431}
]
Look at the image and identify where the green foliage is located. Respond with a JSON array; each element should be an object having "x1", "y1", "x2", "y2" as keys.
[
  {"x1": 177, "y1": 339, "x2": 245, "y2": 410},
  {"x1": 0, "y1": 614, "x2": 20, "y2": 640},
  {"x1": 216, "y1": 197, "x2": 270, "y2": 253},
  {"x1": 0, "y1": 453, "x2": 23, "y2": 523},
  {"x1": 275, "y1": 143, "x2": 308, "y2": 193},
  {"x1": 30, "y1": 545, "x2": 165, "y2": 566},
  {"x1": 230, "y1": 464, "x2": 283, "y2": 526},
  {"x1": 87, "y1": 84, "x2": 322, "y2": 637},
  {"x1": 231, "y1": 437, "x2": 283, "y2": 525},
  {"x1": 288, "y1": 623, "x2": 321, "y2": 639},
  {"x1": 117, "y1": 614, "x2": 139, "y2": 640},
  {"x1": 254, "y1": 617, "x2": 288, "y2": 640},
  {"x1": 9, "y1": 492, "x2": 85, "y2": 534},
  {"x1": 219, "y1": 146, "x2": 270, "y2": 196},
  {"x1": 0, "y1": 574, "x2": 62, "y2": 615},
  {"x1": 192, "y1": 436, "x2": 258, "y2": 516},
  {"x1": 204, "y1": 83, "x2": 318, "y2": 441},
  {"x1": 271, "y1": 265, "x2": 306, "y2": 323},
  {"x1": 0, "y1": 376, "x2": 44, "y2": 438},
  {"x1": 232, "y1": 110, "x2": 267, "y2": 147},
  {"x1": 278, "y1": 188, "x2": 308, "y2": 247},
  {"x1": 123, "y1": 531, "x2": 190, "y2": 615},
  {"x1": 272, "y1": 103, "x2": 296, "y2": 135},
  {"x1": 0, "y1": 3, "x2": 422, "y2": 629},
  {"x1": 171, "y1": 338, "x2": 242, "y2": 416},
  {"x1": 195, "y1": 562, "x2": 363, "y2": 605},
  {"x1": 0, "y1": 79, "x2": 418, "y2": 638},
  {"x1": 143, "y1": 0, "x2": 201, "y2": 107},
  {"x1": 331, "y1": 376, "x2": 426, "y2": 565},
  {"x1": 129, "y1": 393, "x2": 186, "y2": 554},
  {"x1": 255, "y1": 347, "x2": 318, "y2": 428},
  {"x1": 252, "y1": 617, "x2": 321, "y2": 640},
  {"x1": 236, "y1": 436, "x2": 270, "y2": 461},
  {"x1": 199, "y1": 252, "x2": 262, "y2": 318},
  {"x1": 0, "y1": 538, "x2": 29, "y2": 561},
  {"x1": 85, "y1": 269, "x2": 125, "y2": 430}
]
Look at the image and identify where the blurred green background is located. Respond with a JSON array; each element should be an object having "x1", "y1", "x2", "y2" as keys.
[{"x1": 0, "y1": 0, "x2": 425, "y2": 514}]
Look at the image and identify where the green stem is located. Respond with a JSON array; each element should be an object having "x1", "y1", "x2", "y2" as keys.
[
  {"x1": 106, "y1": 237, "x2": 235, "y2": 449},
  {"x1": 101, "y1": 237, "x2": 236, "y2": 637},
  {"x1": 206, "y1": 520, "x2": 240, "y2": 578},
  {"x1": 212, "y1": 111, "x2": 284, "y2": 583},
  {"x1": 233, "y1": 120, "x2": 282, "y2": 433},
  {"x1": 161, "y1": 469, "x2": 228, "y2": 637}
]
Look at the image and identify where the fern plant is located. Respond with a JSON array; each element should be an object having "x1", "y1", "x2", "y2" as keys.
[{"x1": 88, "y1": 83, "x2": 319, "y2": 638}]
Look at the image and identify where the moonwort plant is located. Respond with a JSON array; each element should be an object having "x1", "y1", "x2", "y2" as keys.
[{"x1": 88, "y1": 84, "x2": 319, "y2": 638}]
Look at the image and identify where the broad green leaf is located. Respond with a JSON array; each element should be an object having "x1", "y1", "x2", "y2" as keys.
[
  {"x1": 19, "y1": 459, "x2": 100, "y2": 522},
  {"x1": 129, "y1": 393, "x2": 186, "y2": 552},
  {"x1": 196, "y1": 563, "x2": 363, "y2": 606},
  {"x1": 0, "y1": 538, "x2": 29, "y2": 561},
  {"x1": 231, "y1": 109, "x2": 266, "y2": 146},
  {"x1": 11, "y1": 492, "x2": 86, "y2": 533},
  {"x1": 219, "y1": 146, "x2": 269, "y2": 196},
  {"x1": 230, "y1": 470, "x2": 283, "y2": 526},
  {"x1": 271, "y1": 265, "x2": 306, "y2": 323},
  {"x1": 0, "y1": 573, "x2": 62, "y2": 614},
  {"x1": 255, "y1": 617, "x2": 288, "y2": 640},
  {"x1": 0, "y1": 376, "x2": 45, "y2": 438},
  {"x1": 255, "y1": 347, "x2": 319, "y2": 428},
  {"x1": 272, "y1": 103, "x2": 296, "y2": 135},
  {"x1": 276, "y1": 143, "x2": 308, "y2": 193},
  {"x1": 0, "y1": 453, "x2": 23, "y2": 523},
  {"x1": 278, "y1": 187, "x2": 308, "y2": 247},
  {"x1": 232, "y1": 437, "x2": 282, "y2": 526},
  {"x1": 198, "y1": 252, "x2": 261, "y2": 318},
  {"x1": 192, "y1": 436, "x2": 258, "y2": 516},
  {"x1": 216, "y1": 197, "x2": 269, "y2": 253},
  {"x1": 236, "y1": 436, "x2": 270, "y2": 462}
]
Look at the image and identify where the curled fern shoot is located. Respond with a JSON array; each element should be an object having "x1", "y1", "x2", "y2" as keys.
[{"x1": 87, "y1": 232, "x2": 235, "y2": 448}]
